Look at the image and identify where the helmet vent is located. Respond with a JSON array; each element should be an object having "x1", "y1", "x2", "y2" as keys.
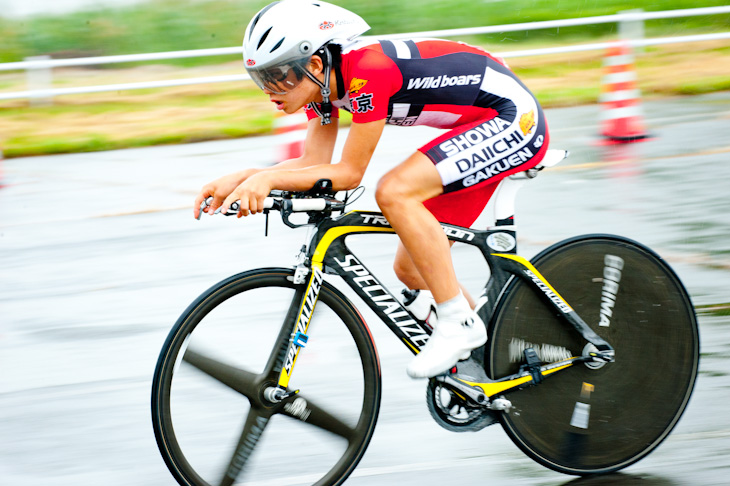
[
  {"x1": 249, "y1": 2, "x2": 279, "y2": 41},
  {"x1": 270, "y1": 37, "x2": 285, "y2": 53},
  {"x1": 257, "y1": 27, "x2": 273, "y2": 50},
  {"x1": 249, "y1": 15, "x2": 262, "y2": 39}
]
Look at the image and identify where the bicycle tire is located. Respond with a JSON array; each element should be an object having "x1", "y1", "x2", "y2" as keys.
[
  {"x1": 486, "y1": 235, "x2": 699, "y2": 475},
  {"x1": 152, "y1": 268, "x2": 381, "y2": 486}
]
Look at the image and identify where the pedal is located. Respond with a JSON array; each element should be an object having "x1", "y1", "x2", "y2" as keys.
[{"x1": 488, "y1": 397, "x2": 513, "y2": 412}]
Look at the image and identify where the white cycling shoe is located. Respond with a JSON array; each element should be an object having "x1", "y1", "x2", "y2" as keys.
[{"x1": 406, "y1": 310, "x2": 487, "y2": 379}]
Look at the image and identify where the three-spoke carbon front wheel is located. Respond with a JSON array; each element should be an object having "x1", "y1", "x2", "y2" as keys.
[
  {"x1": 487, "y1": 235, "x2": 699, "y2": 475},
  {"x1": 152, "y1": 268, "x2": 381, "y2": 486}
]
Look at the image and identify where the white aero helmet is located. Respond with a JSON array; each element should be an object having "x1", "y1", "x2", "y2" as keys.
[{"x1": 243, "y1": 0, "x2": 369, "y2": 97}]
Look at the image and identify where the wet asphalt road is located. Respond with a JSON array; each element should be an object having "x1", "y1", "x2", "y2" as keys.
[{"x1": 1, "y1": 92, "x2": 729, "y2": 485}]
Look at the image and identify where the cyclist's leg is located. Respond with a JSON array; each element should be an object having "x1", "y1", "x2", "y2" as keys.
[
  {"x1": 376, "y1": 153, "x2": 487, "y2": 378},
  {"x1": 393, "y1": 241, "x2": 476, "y2": 308},
  {"x1": 381, "y1": 105, "x2": 549, "y2": 377},
  {"x1": 392, "y1": 177, "x2": 504, "y2": 308},
  {"x1": 376, "y1": 151, "x2": 459, "y2": 304}
]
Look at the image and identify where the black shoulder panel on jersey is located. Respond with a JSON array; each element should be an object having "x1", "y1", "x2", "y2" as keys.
[{"x1": 378, "y1": 40, "x2": 488, "y2": 107}]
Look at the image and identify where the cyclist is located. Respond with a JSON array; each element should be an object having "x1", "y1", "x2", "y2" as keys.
[{"x1": 193, "y1": 0, "x2": 550, "y2": 378}]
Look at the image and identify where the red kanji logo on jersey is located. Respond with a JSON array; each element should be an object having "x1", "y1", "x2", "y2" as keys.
[
  {"x1": 319, "y1": 21, "x2": 334, "y2": 30},
  {"x1": 246, "y1": 59, "x2": 256, "y2": 66},
  {"x1": 350, "y1": 93, "x2": 374, "y2": 114}
]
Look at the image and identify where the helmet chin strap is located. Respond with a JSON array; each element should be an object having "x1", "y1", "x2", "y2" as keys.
[{"x1": 303, "y1": 47, "x2": 333, "y2": 126}]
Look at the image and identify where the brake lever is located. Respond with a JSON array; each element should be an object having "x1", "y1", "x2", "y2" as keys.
[
  {"x1": 196, "y1": 198, "x2": 208, "y2": 220},
  {"x1": 197, "y1": 197, "x2": 239, "y2": 220}
]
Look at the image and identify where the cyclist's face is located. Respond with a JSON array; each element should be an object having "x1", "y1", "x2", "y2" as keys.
[{"x1": 264, "y1": 56, "x2": 326, "y2": 114}]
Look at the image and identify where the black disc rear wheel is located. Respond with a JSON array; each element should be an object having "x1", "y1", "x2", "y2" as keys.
[{"x1": 487, "y1": 235, "x2": 699, "y2": 475}]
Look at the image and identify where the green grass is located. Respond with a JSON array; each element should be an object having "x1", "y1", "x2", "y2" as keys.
[
  {"x1": 1, "y1": 0, "x2": 728, "y2": 64},
  {"x1": 2, "y1": 38, "x2": 727, "y2": 158},
  {"x1": 1, "y1": 0, "x2": 728, "y2": 158},
  {"x1": 697, "y1": 303, "x2": 730, "y2": 317},
  {"x1": 4, "y1": 134, "x2": 113, "y2": 157},
  {"x1": 532, "y1": 86, "x2": 601, "y2": 107},
  {"x1": 678, "y1": 77, "x2": 730, "y2": 95}
]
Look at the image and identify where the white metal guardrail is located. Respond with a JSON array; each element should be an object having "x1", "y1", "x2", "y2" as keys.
[{"x1": 1, "y1": 6, "x2": 729, "y2": 102}]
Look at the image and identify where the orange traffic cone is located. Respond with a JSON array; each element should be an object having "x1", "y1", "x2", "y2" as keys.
[
  {"x1": 273, "y1": 111, "x2": 308, "y2": 163},
  {"x1": 599, "y1": 42, "x2": 649, "y2": 143}
]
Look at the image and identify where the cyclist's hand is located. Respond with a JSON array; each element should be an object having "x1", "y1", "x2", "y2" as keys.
[
  {"x1": 221, "y1": 172, "x2": 272, "y2": 218},
  {"x1": 193, "y1": 170, "x2": 255, "y2": 218}
]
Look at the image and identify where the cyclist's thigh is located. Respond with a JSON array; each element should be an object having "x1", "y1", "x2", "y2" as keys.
[{"x1": 377, "y1": 150, "x2": 443, "y2": 203}]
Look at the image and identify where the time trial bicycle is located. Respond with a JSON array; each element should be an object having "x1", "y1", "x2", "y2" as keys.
[{"x1": 152, "y1": 149, "x2": 699, "y2": 486}]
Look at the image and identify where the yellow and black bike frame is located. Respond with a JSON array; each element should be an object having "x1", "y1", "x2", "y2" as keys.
[{"x1": 273, "y1": 209, "x2": 612, "y2": 399}]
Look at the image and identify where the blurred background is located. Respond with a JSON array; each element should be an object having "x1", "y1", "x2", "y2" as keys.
[
  {"x1": 1, "y1": 1, "x2": 729, "y2": 485},
  {"x1": 0, "y1": 0, "x2": 728, "y2": 157}
]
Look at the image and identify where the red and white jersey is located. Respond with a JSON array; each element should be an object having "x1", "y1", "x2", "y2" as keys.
[
  {"x1": 305, "y1": 38, "x2": 538, "y2": 130},
  {"x1": 304, "y1": 38, "x2": 549, "y2": 228}
]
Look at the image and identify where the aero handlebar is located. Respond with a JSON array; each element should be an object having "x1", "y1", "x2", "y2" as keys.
[{"x1": 197, "y1": 195, "x2": 345, "y2": 220}]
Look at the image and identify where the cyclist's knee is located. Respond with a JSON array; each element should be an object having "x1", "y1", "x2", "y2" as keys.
[
  {"x1": 375, "y1": 175, "x2": 404, "y2": 211},
  {"x1": 393, "y1": 256, "x2": 422, "y2": 288}
]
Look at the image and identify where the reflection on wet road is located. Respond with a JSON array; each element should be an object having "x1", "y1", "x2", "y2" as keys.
[{"x1": 1, "y1": 93, "x2": 729, "y2": 485}]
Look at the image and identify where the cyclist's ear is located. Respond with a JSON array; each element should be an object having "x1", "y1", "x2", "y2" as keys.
[{"x1": 308, "y1": 55, "x2": 324, "y2": 76}]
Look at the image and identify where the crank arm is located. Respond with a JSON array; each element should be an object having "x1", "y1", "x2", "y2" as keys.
[{"x1": 433, "y1": 375, "x2": 491, "y2": 406}]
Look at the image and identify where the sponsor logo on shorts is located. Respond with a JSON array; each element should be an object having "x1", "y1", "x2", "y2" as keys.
[
  {"x1": 461, "y1": 150, "x2": 534, "y2": 187},
  {"x1": 406, "y1": 74, "x2": 482, "y2": 90},
  {"x1": 438, "y1": 117, "x2": 512, "y2": 157},
  {"x1": 519, "y1": 110, "x2": 536, "y2": 135},
  {"x1": 434, "y1": 113, "x2": 546, "y2": 188}
]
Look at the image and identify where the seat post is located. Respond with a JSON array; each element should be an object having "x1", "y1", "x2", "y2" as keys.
[
  {"x1": 490, "y1": 149, "x2": 568, "y2": 229},
  {"x1": 491, "y1": 174, "x2": 532, "y2": 228}
]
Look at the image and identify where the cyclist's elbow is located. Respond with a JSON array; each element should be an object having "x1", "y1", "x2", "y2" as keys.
[
  {"x1": 338, "y1": 174, "x2": 363, "y2": 191},
  {"x1": 333, "y1": 167, "x2": 365, "y2": 191}
]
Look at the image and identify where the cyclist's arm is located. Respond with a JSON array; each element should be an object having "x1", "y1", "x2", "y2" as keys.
[
  {"x1": 193, "y1": 118, "x2": 339, "y2": 217},
  {"x1": 258, "y1": 116, "x2": 340, "y2": 171},
  {"x1": 222, "y1": 119, "x2": 386, "y2": 215}
]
